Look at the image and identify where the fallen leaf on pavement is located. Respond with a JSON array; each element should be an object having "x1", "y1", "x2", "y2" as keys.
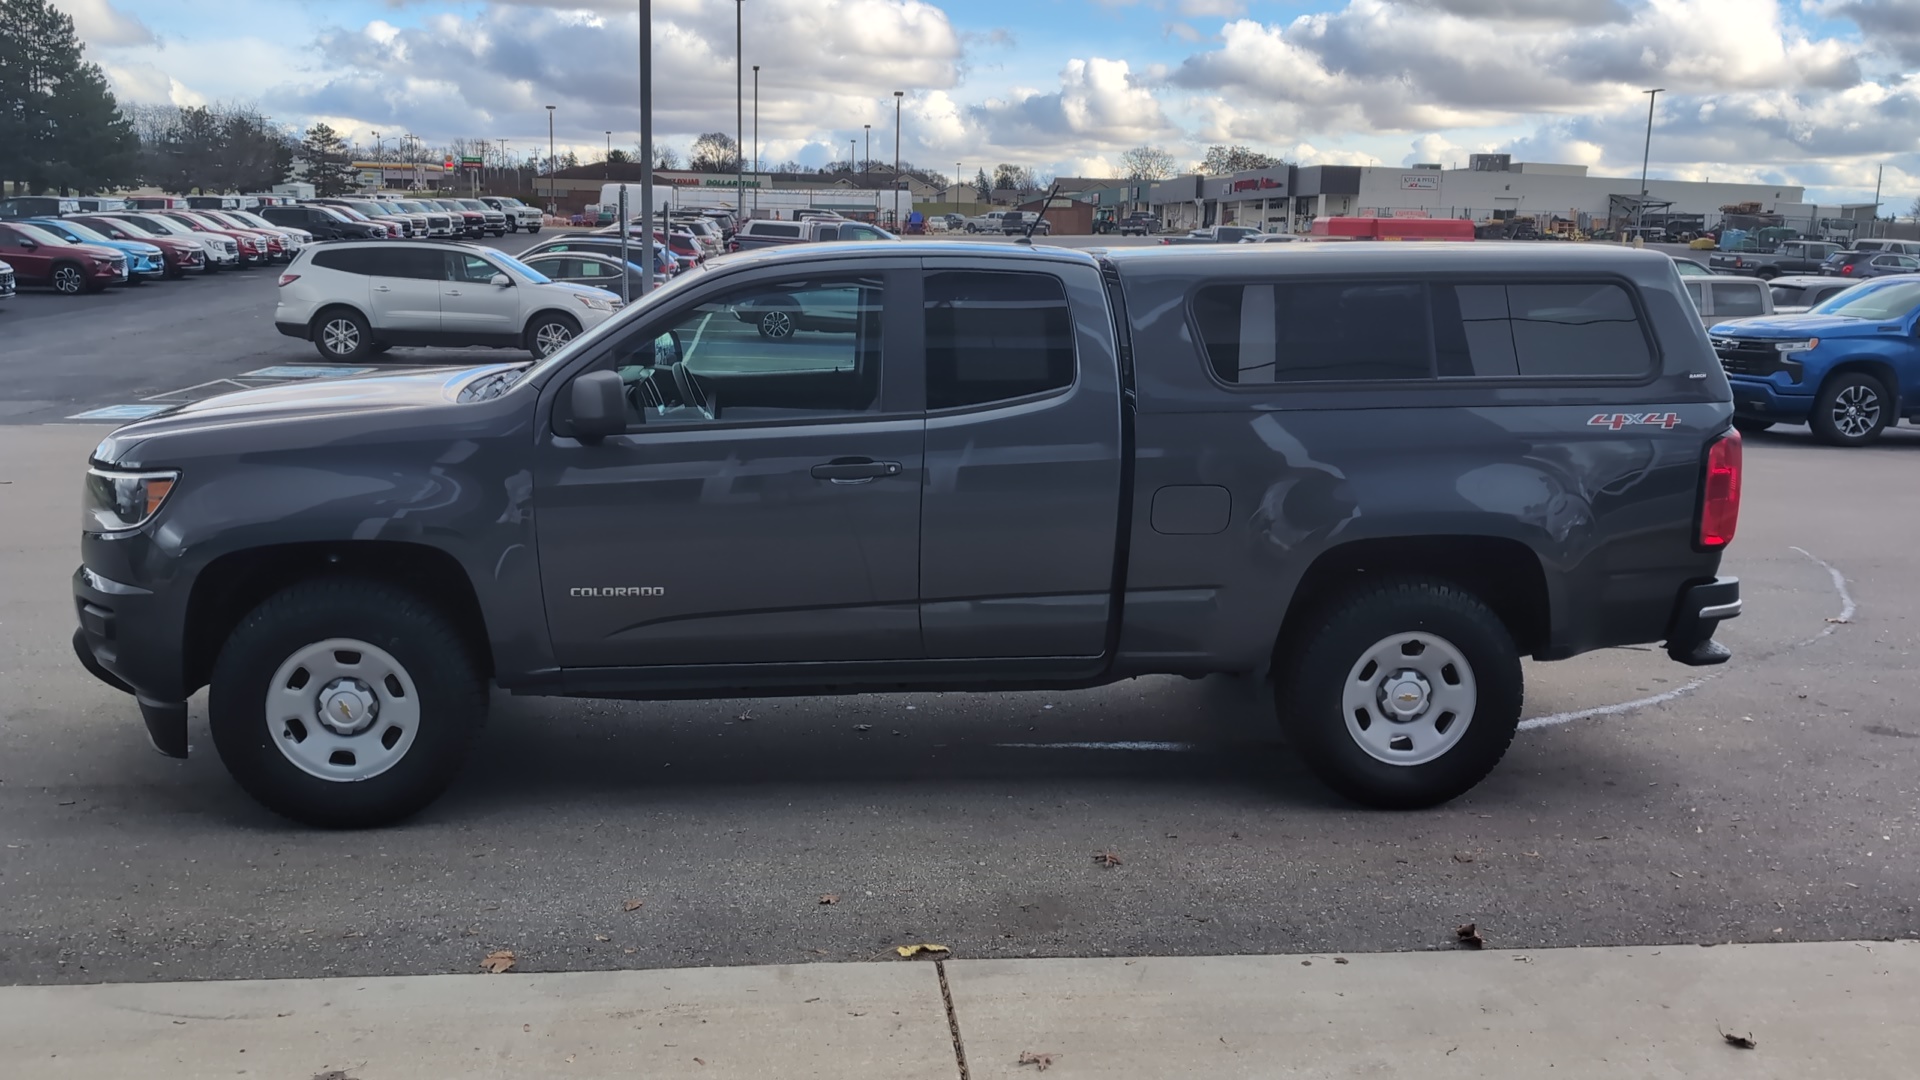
[
  {"x1": 1334, "y1": 957, "x2": 1349, "y2": 965},
  {"x1": 481, "y1": 949, "x2": 516, "y2": 974},
  {"x1": 594, "y1": 934, "x2": 612, "y2": 942},
  {"x1": 1454, "y1": 923, "x2": 1485, "y2": 949},
  {"x1": 895, "y1": 943, "x2": 950, "y2": 958},
  {"x1": 1720, "y1": 1027, "x2": 1757, "y2": 1050},
  {"x1": 623, "y1": 899, "x2": 644, "y2": 912},
  {"x1": 854, "y1": 724, "x2": 873, "y2": 732},
  {"x1": 1825, "y1": 617, "x2": 1851, "y2": 625},
  {"x1": 1092, "y1": 850, "x2": 1123, "y2": 868},
  {"x1": 1018, "y1": 1051, "x2": 1056, "y2": 1071},
  {"x1": 693, "y1": 1058, "x2": 706, "y2": 1066},
  {"x1": 565, "y1": 1054, "x2": 575, "y2": 1063},
  {"x1": 819, "y1": 893, "x2": 840, "y2": 905}
]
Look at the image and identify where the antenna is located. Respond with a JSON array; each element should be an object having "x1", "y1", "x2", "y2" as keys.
[{"x1": 1020, "y1": 181, "x2": 1061, "y2": 243}]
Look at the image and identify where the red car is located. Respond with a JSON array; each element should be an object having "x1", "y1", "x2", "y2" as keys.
[
  {"x1": 158, "y1": 210, "x2": 274, "y2": 266},
  {"x1": 0, "y1": 220, "x2": 128, "y2": 293},
  {"x1": 67, "y1": 214, "x2": 206, "y2": 278}
]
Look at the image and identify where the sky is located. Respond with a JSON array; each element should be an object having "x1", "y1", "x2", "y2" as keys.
[{"x1": 52, "y1": 0, "x2": 1920, "y2": 209}]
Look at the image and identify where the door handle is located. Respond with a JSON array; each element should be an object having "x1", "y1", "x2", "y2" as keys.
[
  {"x1": 811, "y1": 458, "x2": 901, "y2": 483},
  {"x1": 374, "y1": 285, "x2": 392, "y2": 292},
  {"x1": 446, "y1": 289, "x2": 462, "y2": 296}
]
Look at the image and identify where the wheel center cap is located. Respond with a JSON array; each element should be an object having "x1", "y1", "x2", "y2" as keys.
[
  {"x1": 1379, "y1": 669, "x2": 1432, "y2": 721},
  {"x1": 316, "y1": 678, "x2": 379, "y2": 736}
]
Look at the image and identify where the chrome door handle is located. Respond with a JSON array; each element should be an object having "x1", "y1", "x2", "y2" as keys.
[{"x1": 374, "y1": 285, "x2": 392, "y2": 292}]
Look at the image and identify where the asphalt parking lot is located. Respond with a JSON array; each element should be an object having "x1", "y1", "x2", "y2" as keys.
[{"x1": 0, "y1": 236, "x2": 1914, "y2": 989}]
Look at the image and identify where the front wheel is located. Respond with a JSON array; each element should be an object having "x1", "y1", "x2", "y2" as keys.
[
  {"x1": 208, "y1": 578, "x2": 486, "y2": 827},
  {"x1": 1810, "y1": 371, "x2": 1890, "y2": 447},
  {"x1": 526, "y1": 312, "x2": 580, "y2": 358},
  {"x1": 756, "y1": 308, "x2": 797, "y2": 340},
  {"x1": 50, "y1": 262, "x2": 87, "y2": 295},
  {"x1": 1276, "y1": 580, "x2": 1522, "y2": 809}
]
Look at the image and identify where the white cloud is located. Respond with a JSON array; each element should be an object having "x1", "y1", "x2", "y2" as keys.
[{"x1": 52, "y1": 0, "x2": 154, "y2": 47}]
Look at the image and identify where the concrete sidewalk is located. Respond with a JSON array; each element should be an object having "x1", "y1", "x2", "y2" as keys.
[{"x1": 2, "y1": 941, "x2": 1914, "y2": 1079}]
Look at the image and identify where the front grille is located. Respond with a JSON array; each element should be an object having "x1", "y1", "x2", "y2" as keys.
[
  {"x1": 1713, "y1": 337, "x2": 1802, "y2": 381},
  {"x1": 1, "y1": 271, "x2": 14, "y2": 293}
]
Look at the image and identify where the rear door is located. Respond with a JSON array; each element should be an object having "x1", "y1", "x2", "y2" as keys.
[
  {"x1": 366, "y1": 247, "x2": 443, "y2": 332},
  {"x1": 913, "y1": 257, "x2": 1126, "y2": 659}
]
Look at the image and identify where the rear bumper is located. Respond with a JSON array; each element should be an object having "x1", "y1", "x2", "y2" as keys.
[
  {"x1": 275, "y1": 319, "x2": 309, "y2": 340},
  {"x1": 1664, "y1": 576, "x2": 1741, "y2": 666}
]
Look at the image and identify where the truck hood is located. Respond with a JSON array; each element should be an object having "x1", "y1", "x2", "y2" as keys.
[
  {"x1": 1708, "y1": 314, "x2": 1881, "y2": 338},
  {"x1": 92, "y1": 364, "x2": 523, "y2": 463}
]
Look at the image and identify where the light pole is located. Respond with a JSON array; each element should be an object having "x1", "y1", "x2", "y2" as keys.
[
  {"x1": 893, "y1": 90, "x2": 903, "y2": 228},
  {"x1": 545, "y1": 104, "x2": 557, "y2": 212},
  {"x1": 735, "y1": 0, "x2": 744, "y2": 222},
  {"x1": 1871, "y1": 163, "x2": 1884, "y2": 239},
  {"x1": 1637, "y1": 88, "x2": 1662, "y2": 243},
  {"x1": 863, "y1": 124, "x2": 870, "y2": 182},
  {"x1": 752, "y1": 65, "x2": 760, "y2": 216},
  {"x1": 955, "y1": 161, "x2": 961, "y2": 211},
  {"x1": 639, "y1": 0, "x2": 653, "y2": 296},
  {"x1": 605, "y1": 131, "x2": 612, "y2": 179},
  {"x1": 849, "y1": 139, "x2": 856, "y2": 175}
]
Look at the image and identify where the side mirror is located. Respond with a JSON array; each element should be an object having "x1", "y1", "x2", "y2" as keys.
[
  {"x1": 490, "y1": 272, "x2": 512, "y2": 288},
  {"x1": 653, "y1": 332, "x2": 682, "y2": 367},
  {"x1": 568, "y1": 370, "x2": 627, "y2": 443}
]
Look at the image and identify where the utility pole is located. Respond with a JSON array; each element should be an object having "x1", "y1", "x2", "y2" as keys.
[
  {"x1": 735, "y1": 0, "x2": 745, "y2": 223},
  {"x1": 1871, "y1": 163, "x2": 1884, "y2": 239},
  {"x1": 1637, "y1": 88, "x2": 1662, "y2": 243},
  {"x1": 545, "y1": 105, "x2": 556, "y2": 213},
  {"x1": 893, "y1": 91, "x2": 904, "y2": 228},
  {"x1": 638, "y1": 0, "x2": 653, "y2": 296},
  {"x1": 849, "y1": 139, "x2": 855, "y2": 175},
  {"x1": 752, "y1": 65, "x2": 760, "y2": 216}
]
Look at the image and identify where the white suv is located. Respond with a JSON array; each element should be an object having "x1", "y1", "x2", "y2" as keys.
[
  {"x1": 273, "y1": 240, "x2": 621, "y2": 362},
  {"x1": 480, "y1": 196, "x2": 543, "y2": 233}
]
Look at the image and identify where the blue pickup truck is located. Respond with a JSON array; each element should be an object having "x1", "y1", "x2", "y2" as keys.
[{"x1": 1712, "y1": 276, "x2": 1920, "y2": 446}]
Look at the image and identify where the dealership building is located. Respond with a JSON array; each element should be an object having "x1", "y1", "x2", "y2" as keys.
[{"x1": 1150, "y1": 155, "x2": 1823, "y2": 234}]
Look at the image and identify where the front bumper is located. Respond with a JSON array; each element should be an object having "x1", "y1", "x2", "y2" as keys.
[
  {"x1": 1728, "y1": 376, "x2": 1814, "y2": 423},
  {"x1": 72, "y1": 565, "x2": 190, "y2": 757},
  {"x1": 1665, "y1": 576, "x2": 1741, "y2": 666}
]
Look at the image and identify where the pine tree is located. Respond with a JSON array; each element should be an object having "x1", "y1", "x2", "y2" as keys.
[
  {"x1": 972, "y1": 167, "x2": 991, "y2": 202},
  {"x1": 302, "y1": 122, "x2": 355, "y2": 196},
  {"x1": 0, "y1": 0, "x2": 139, "y2": 194}
]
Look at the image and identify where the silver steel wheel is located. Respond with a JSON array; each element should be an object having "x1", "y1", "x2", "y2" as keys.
[
  {"x1": 1340, "y1": 631, "x2": 1477, "y2": 767},
  {"x1": 758, "y1": 310, "x2": 794, "y2": 339},
  {"x1": 533, "y1": 321, "x2": 574, "y2": 356},
  {"x1": 52, "y1": 266, "x2": 84, "y2": 294},
  {"x1": 1832, "y1": 384, "x2": 1880, "y2": 439},
  {"x1": 266, "y1": 638, "x2": 421, "y2": 782},
  {"x1": 321, "y1": 318, "x2": 361, "y2": 356}
]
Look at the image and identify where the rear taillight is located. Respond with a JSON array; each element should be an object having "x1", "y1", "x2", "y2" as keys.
[
  {"x1": 1699, "y1": 430, "x2": 1742, "y2": 549},
  {"x1": 277, "y1": 273, "x2": 299, "y2": 287},
  {"x1": 1841, "y1": 265, "x2": 1854, "y2": 275}
]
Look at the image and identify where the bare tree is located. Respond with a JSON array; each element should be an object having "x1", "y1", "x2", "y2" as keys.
[
  {"x1": 1120, "y1": 145, "x2": 1176, "y2": 181},
  {"x1": 1198, "y1": 145, "x2": 1280, "y2": 175},
  {"x1": 652, "y1": 145, "x2": 681, "y2": 170},
  {"x1": 1909, "y1": 194, "x2": 1920, "y2": 221}
]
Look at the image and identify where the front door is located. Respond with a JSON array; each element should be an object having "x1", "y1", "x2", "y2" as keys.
[
  {"x1": 439, "y1": 250, "x2": 518, "y2": 338},
  {"x1": 534, "y1": 264, "x2": 925, "y2": 667},
  {"x1": 368, "y1": 247, "x2": 443, "y2": 333},
  {"x1": 914, "y1": 260, "x2": 1126, "y2": 658},
  {"x1": 0, "y1": 224, "x2": 51, "y2": 282}
]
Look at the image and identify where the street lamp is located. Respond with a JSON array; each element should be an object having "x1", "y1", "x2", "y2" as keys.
[
  {"x1": 955, "y1": 161, "x2": 961, "y2": 211},
  {"x1": 545, "y1": 104, "x2": 556, "y2": 212},
  {"x1": 1637, "y1": 88, "x2": 1663, "y2": 243},
  {"x1": 863, "y1": 124, "x2": 870, "y2": 182},
  {"x1": 752, "y1": 65, "x2": 760, "y2": 216},
  {"x1": 849, "y1": 139, "x2": 856, "y2": 174},
  {"x1": 605, "y1": 131, "x2": 612, "y2": 179},
  {"x1": 893, "y1": 90, "x2": 904, "y2": 228},
  {"x1": 638, "y1": 0, "x2": 654, "y2": 297},
  {"x1": 735, "y1": 0, "x2": 745, "y2": 222}
]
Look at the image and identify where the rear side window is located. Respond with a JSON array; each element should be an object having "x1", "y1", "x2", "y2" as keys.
[
  {"x1": 924, "y1": 271, "x2": 1075, "y2": 410},
  {"x1": 1193, "y1": 282, "x2": 1432, "y2": 383},
  {"x1": 310, "y1": 248, "x2": 374, "y2": 274},
  {"x1": 1709, "y1": 282, "x2": 1765, "y2": 318},
  {"x1": 1434, "y1": 282, "x2": 1651, "y2": 378}
]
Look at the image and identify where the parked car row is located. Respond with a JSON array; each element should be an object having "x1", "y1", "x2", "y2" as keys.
[
  {"x1": 1708, "y1": 237, "x2": 1920, "y2": 280},
  {"x1": 0, "y1": 204, "x2": 321, "y2": 293}
]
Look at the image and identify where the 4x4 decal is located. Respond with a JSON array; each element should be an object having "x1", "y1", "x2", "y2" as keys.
[{"x1": 1589, "y1": 412, "x2": 1682, "y2": 431}]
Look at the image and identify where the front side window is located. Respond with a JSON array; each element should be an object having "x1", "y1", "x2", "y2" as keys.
[
  {"x1": 924, "y1": 271, "x2": 1075, "y2": 409},
  {"x1": 1194, "y1": 281, "x2": 1432, "y2": 383},
  {"x1": 449, "y1": 252, "x2": 501, "y2": 283},
  {"x1": 599, "y1": 275, "x2": 885, "y2": 428}
]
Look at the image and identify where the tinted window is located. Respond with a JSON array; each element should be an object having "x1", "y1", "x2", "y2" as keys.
[
  {"x1": 600, "y1": 276, "x2": 885, "y2": 427},
  {"x1": 1194, "y1": 281, "x2": 1431, "y2": 383},
  {"x1": 924, "y1": 271, "x2": 1075, "y2": 409},
  {"x1": 751, "y1": 222, "x2": 801, "y2": 238},
  {"x1": 1434, "y1": 282, "x2": 1651, "y2": 377},
  {"x1": 360, "y1": 247, "x2": 444, "y2": 280},
  {"x1": 1710, "y1": 282, "x2": 1766, "y2": 317},
  {"x1": 311, "y1": 247, "x2": 375, "y2": 274}
]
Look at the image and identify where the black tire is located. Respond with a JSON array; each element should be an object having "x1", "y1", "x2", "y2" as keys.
[
  {"x1": 527, "y1": 226, "x2": 541, "y2": 235},
  {"x1": 50, "y1": 261, "x2": 87, "y2": 295},
  {"x1": 525, "y1": 312, "x2": 581, "y2": 358},
  {"x1": 965, "y1": 223, "x2": 978, "y2": 233},
  {"x1": 1810, "y1": 370, "x2": 1890, "y2": 447},
  {"x1": 312, "y1": 307, "x2": 373, "y2": 363},
  {"x1": 756, "y1": 308, "x2": 798, "y2": 341},
  {"x1": 1276, "y1": 579, "x2": 1522, "y2": 809},
  {"x1": 1732, "y1": 418, "x2": 1774, "y2": 434},
  {"x1": 208, "y1": 578, "x2": 486, "y2": 827}
]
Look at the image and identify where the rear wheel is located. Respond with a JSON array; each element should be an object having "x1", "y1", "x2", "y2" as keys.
[
  {"x1": 1276, "y1": 579, "x2": 1522, "y2": 809},
  {"x1": 312, "y1": 308, "x2": 373, "y2": 363},
  {"x1": 756, "y1": 308, "x2": 797, "y2": 340},
  {"x1": 208, "y1": 578, "x2": 486, "y2": 827},
  {"x1": 1810, "y1": 371, "x2": 1890, "y2": 447}
]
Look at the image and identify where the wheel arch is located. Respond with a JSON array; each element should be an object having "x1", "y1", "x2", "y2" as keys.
[
  {"x1": 308, "y1": 303, "x2": 369, "y2": 339},
  {"x1": 183, "y1": 541, "x2": 492, "y2": 696},
  {"x1": 1818, "y1": 359, "x2": 1901, "y2": 411}
]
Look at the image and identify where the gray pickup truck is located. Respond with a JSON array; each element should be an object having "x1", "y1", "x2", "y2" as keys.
[
  {"x1": 1708, "y1": 240, "x2": 1841, "y2": 279},
  {"x1": 74, "y1": 243, "x2": 1743, "y2": 827}
]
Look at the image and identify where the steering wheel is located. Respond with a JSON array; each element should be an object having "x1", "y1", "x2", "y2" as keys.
[{"x1": 670, "y1": 362, "x2": 713, "y2": 420}]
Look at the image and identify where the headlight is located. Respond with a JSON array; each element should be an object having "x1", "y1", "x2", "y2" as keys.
[
  {"x1": 85, "y1": 468, "x2": 179, "y2": 532},
  {"x1": 573, "y1": 294, "x2": 615, "y2": 312},
  {"x1": 1775, "y1": 339, "x2": 1819, "y2": 353}
]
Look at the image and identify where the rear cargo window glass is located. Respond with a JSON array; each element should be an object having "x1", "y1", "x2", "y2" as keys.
[
  {"x1": 1434, "y1": 282, "x2": 1651, "y2": 378},
  {"x1": 1193, "y1": 282, "x2": 1432, "y2": 383},
  {"x1": 1709, "y1": 282, "x2": 1765, "y2": 317},
  {"x1": 924, "y1": 271, "x2": 1075, "y2": 409},
  {"x1": 751, "y1": 223, "x2": 802, "y2": 238}
]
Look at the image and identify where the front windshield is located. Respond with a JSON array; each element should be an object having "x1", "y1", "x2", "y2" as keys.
[
  {"x1": 1812, "y1": 280, "x2": 1920, "y2": 320},
  {"x1": 46, "y1": 220, "x2": 110, "y2": 242},
  {"x1": 10, "y1": 222, "x2": 68, "y2": 245},
  {"x1": 100, "y1": 217, "x2": 157, "y2": 238},
  {"x1": 460, "y1": 200, "x2": 488, "y2": 211},
  {"x1": 131, "y1": 215, "x2": 189, "y2": 236},
  {"x1": 313, "y1": 206, "x2": 351, "y2": 222},
  {"x1": 491, "y1": 252, "x2": 553, "y2": 284},
  {"x1": 496, "y1": 197, "x2": 525, "y2": 208}
]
